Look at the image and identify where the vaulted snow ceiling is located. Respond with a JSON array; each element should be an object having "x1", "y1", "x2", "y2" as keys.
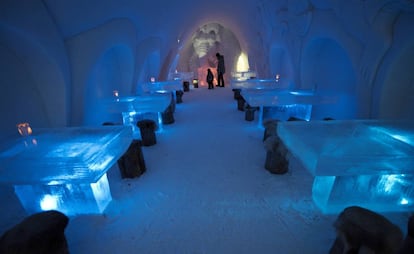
[{"x1": 1, "y1": 0, "x2": 414, "y2": 132}]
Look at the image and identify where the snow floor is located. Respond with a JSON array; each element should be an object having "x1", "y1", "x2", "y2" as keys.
[{"x1": 0, "y1": 85, "x2": 411, "y2": 253}]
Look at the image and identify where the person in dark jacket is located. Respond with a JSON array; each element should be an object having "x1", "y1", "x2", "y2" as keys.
[
  {"x1": 216, "y1": 52, "x2": 225, "y2": 87},
  {"x1": 206, "y1": 68, "x2": 214, "y2": 89}
]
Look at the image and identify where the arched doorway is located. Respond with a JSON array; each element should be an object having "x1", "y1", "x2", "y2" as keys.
[{"x1": 176, "y1": 22, "x2": 242, "y2": 87}]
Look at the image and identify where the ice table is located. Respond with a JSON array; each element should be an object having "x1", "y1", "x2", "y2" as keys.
[
  {"x1": 0, "y1": 126, "x2": 133, "y2": 216},
  {"x1": 141, "y1": 80, "x2": 183, "y2": 94},
  {"x1": 167, "y1": 71, "x2": 194, "y2": 83},
  {"x1": 241, "y1": 89, "x2": 336, "y2": 126},
  {"x1": 277, "y1": 119, "x2": 414, "y2": 214},
  {"x1": 105, "y1": 93, "x2": 171, "y2": 136},
  {"x1": 230, "y1": 70, "x2": 257, "y2": 81},
  {"x1": 230, "y1": 78, "x2": 291, "y2": 90}
]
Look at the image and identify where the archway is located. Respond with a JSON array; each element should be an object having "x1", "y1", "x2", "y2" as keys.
[{"x1": 176, "y1": 22, "x2": 242, "y2": 86}]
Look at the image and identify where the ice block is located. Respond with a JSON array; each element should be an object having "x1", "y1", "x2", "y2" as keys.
[
  {"x1": 104, "y1": 93, "x2": 171, "y2": 136},
  {"x1": 0, "y1": 126, "x2": 133, "y2": 215},
  {"x1": 277, "y1": 119, "x2": 414, "y2": 214},
  {"x1": 241, "y1": 89, "x2": 336, "y2": 126},
  {"x1": 141, "y1": 80, "x2": 183, "y2": 93},
  {"x1": 231, "y1": 78, "x2": 291, "y2": 90},
  {"x1": 230, "y1": 70, "x2": 257, "y2": 81}
]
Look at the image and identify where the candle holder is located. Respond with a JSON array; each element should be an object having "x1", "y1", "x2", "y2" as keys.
[{"x1": 17, "y1": 122, "x2": 32, "y2": 137}]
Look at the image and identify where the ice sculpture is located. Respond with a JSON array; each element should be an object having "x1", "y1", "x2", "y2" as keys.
[
  {"x1": 0, "y1": 126, "x2": 133, "y2": 216},
  {"x1": 277, "y1": 119, "x2": 414, "y2": 214}
]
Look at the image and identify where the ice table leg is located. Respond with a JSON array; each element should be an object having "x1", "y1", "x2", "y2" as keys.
[
  {"x1": 14, "y1": 173, "x2": 112, "y2": 216},
  {"x1": 312, "y1": 174, "x2": 414, "y2": 214}
]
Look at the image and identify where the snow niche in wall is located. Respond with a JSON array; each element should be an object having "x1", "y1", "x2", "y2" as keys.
[
  {"x1": 84, "y1": 45, "x2": 134, "y2": 126},
  {"x1": 0, "y1": 24, "x2": 67, "y2": 137},
  {"x1": 269, "y1": 45, "x2": 294, "y2": 86},
  {"x1": 378, "y1": 45, "x2": 414, "y2": 120},
  {"x1": 177, "y1": 23, "x2": 242, "y2": 87},
  {"x1": 301, "y1": 37, "x2": 357, "y2": 120}
]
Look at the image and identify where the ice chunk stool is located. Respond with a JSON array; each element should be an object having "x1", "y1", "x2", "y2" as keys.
[
  {"x1": 277, "y1": 120, "x2": 414, "y2": 214},
  {"x1": 0, "y1": 126, "x2": 133, "y2": 216}
]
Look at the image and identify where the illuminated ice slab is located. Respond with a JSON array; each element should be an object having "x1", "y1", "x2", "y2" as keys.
[
  {"x1": 105, "y1": 93, "x2": 171, "y2": 135},
  {"x1": 167, "y1": 71, "x2": 194, "y2": 82},
  {"x1": 105, "y1": 94, "x2": 171, "y2": 114},
  {"x1": 230, "y1": 70, "x2": 257, "y2": 81},
  {"x1": 277, "y1": 119, "x2": 414, "y2": 214},
  {"x1": 0, "y1": 126, "x2": 133, "y2": 216},
  {"x1": 241, "y1": 89, "x2": 336, "y2": 125},
  {"x1": 230, "y1": 78, "x2": 291, "y2": 90},
  {"x1": 141, "y1": 80, "x2": 183, "y2": 93}
]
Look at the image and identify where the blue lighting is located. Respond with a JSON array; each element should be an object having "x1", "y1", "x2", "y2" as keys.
[{"x1": 40, "y1": 194, "x2": 58, "y2": 211}]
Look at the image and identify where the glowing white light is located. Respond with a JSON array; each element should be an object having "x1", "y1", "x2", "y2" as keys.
[
  {"x1": 150, "y1": 77, "x2": 155, "y2": 83},
  {"x1": 390, "y1": 134, "x2": 412, "y2": 144},
  {"x1": 40, "y1": 194, "x2": 58, "y2": 211},
  {"x1": 400, "y1": 198, "x2": 409, "y2": 205},
  {"x1": 236, "y1": 52, "x2": 249, "y2": 72}
]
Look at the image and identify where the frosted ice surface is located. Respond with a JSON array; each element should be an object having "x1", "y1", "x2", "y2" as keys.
[
  {"x1": 105, "y1": 93, "x2": 171, "y2": 114},
  {"x1": 0, "y1": 126, "x2": 132, "y2": 215},
  {"x1": 277, "y1": 120, "x2": 414, "y2": 176},
  {"x1": 231, "y1": 78, "x2": 291, "y2": 90},
  {"x1": 277, "y1": 120, "x2": 414, "y2": 213},
  {"x1": 141, "y1": 80, "x2": 183, "y2": 93},
  {"x1": 14, "y1": 173, "x2": 112, "y2": 216},
  {"x1": 230, "y1": 70, "x2": 257, "y2": 80},
  {"x1": 241, "y1": 89, "x2": 335, "y2": 107},
  {"x1": 0, "y1": 126, "x2": 133, "y2": 185}
]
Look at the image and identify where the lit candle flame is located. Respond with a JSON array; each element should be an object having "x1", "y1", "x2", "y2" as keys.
[{"x1": 17, "y1": 122, "x2": 32, "y2": 136}]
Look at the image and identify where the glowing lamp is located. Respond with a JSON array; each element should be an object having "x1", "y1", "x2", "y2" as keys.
[
  {"x1": 113, "y1": 90, "x2": 119, "y2": 97},
  {"x1": 150, "y1": 77, "x2": 155, "y2": 83},
  {"x1": 275, "y1": 74, "x2": 280, "y2": 82},
  {"x1": 17, "y1": 122, "x2": 32, "y2": 136},
  {"x1": 192, "y1": 79, "x2": 199, "y2": 88}
]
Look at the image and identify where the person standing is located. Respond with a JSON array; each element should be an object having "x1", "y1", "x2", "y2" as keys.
[
  {"x1": 206, "y1": 68, "x2": 214, "y2": 89},
  {"x1": 216, "y1": 52, "x2": 225, "y2": 87}
]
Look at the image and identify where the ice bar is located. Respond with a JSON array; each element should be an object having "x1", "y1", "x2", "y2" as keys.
[
  {"x1": 277, "y1": 119, "x2": 414, "y2": 214},
  {"x1": 0, "y1": 126, "x2": 133, "y2": 215}
]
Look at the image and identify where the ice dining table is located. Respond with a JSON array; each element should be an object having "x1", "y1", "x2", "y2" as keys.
[
  {"x1": 276, "y1": 119, "x2": 414, "y2": 214},
  {"x1": 241, "y1": 88, "x2": 336, "y2": 126},
  {"x1": 104, "y1": 93, "x2": 171, "y2": 135},
  {"x1": 0, "y1": 126, "x2": 133, "y2": 216},
  {"x1": 230, "y1": 78, "x2": 291, "y2": 90},
  {"x1": 141, "y1": 80, "x2": 183, "y2": 94}
]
